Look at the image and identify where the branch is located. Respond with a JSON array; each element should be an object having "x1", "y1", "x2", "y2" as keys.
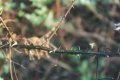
[{"x1": 0, "y1": 44, "x2": 120, "y2": 57}]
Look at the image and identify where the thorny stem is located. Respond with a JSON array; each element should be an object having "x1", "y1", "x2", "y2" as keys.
[{"x1": 0, "y1": 44, "x2": 120, "y2": 57}]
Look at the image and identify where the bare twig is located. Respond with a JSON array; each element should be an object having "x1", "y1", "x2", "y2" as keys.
[
  {"x1": 47, "y1": 0, "x2": 75, "y2": 40},
  {"x1": 0, "y1": 42, "x2": 10, "y2": 49},
  {"x1": 0, "y1": 19, "x2": 15, "y2": 27},
  {"x1": 40, "y1": 0, "x2": 75, "y2": 46},
  {"x1": 13, "y1": 62, "x2": 19, "y2": 80},
  {"x1": 48, "y1": 0, "x2": 75, "y2": 40},
  {"x1": 0, "y1": 49, "x2": 26, "y2": 69},
  {"x1": 0, "y1": 17, "x2": 15, "y2": 42},
  {"x1": 9, "y1": 41, "x2": 14, "y2": 80}
]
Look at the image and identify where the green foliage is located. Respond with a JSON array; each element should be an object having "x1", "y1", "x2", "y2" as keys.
[
  {"x1": 80, "y1": 60, "x2": 89, "y2": 73},
  {"x1": 61, "y1": 0, "x2": 70, "y2": 5},
  {"x1": 70, "y1": 47, "x2": 106, "y2": 80},
  {"x1": 44, "y1": 11, "x2": 56, "y2": 29},
  {"x1": 30, "y1": 0, "x2": 54, "y2": 6},
  {"x1": 1, "y1": 0, "x2": 116, "y2": 28},
  {"x1": 19, "y1": 3, "x2": 26, "y2": 10},
  {"x1": 17, "y1": 0, "x2": 56, "y2": 29},
  {"x1": 4, "y1": 2, "x2": 16, "y2": 11},
  {"x1": 25, "y1": 13, "x2": 46, "y2": 26},
  {"x1": 3, "y1": 64, "x2": 9, "y2": 74},
  {"x1": 77, "y1": 0, "x2": 96, "y2": 9}
]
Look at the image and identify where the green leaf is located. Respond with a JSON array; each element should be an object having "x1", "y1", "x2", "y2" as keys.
[
  {"x1": 31, "y1": 0, "x2": 54, "y2": 6},
  {"x1": 0, "y1": 8, "x2": 3, "y2": 15},
  {"x1": 99, "y1": 59, "x2": 106, "y2": 67},
  {"x1": 18, "y1": 10, "x2": 25, "y2": 17},
  {"x1": 3, "y1": 64, "x2": 9, "y2": 74},
  {"x1": 25, "y1": 13, "x2": 44, "y2": 26},
  {"x1": 20, "y1": 3, "x2": 26, "y2": 10},
  {"x1": 34, "y1": 6, "x2": 47, "y2": 15},
  {"x1": 79, "y1": 0, "x2": 96, "y2": 9},
  {"x1": 61, "y1": 0, "x2": 69, "y2": 5},
  {"x1": 44, "y1": 11, "x2": 55, "y2": 29},
  {"x1": 4, "y1": 2, "x2": 16, "y2": 11},
  {"x1": 80, "y1": 60, "x2": 89, "y2": 73}
]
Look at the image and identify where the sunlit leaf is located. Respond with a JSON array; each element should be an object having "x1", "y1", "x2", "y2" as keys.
[
  {"x1": 34, "y1": 6, "x2": 47, "y2": 15},
  {"x1": 20, "y1": 3, "x2": 26, "y2": 10},
  {"x1": 18, "y1": 10, "x2": 25, "y2": 17},
  {"x1": 25, "y1": 13, "x2": 45, "y2": 26}
]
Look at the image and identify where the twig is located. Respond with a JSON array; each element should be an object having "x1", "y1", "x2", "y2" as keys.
[
  {"x1": 9, "y1": 41, "x2": 14, "y2": 80},
  {"x1": 41, "y1": 0, "x2": 75, "y2": 44},
  {"x1": 0, "y1": 48, "x2": 26, "y2": 69},
  {"x1": 12, "y1": 60, "x2": 26, "y2": 69},
  {"x1": 13, "y1": 61, "x2": 19, "y2": 80},
  {"x1": 0, "y1": 42, "x2": 10, "y2": 49},
  {"x1": 0, "y1": 17, "x2": 15, "y2": 42},
  {"x1": 48, "y1": 0, "x2": 75, "y2": 40},
  {"x1": 0, "y1": 19, "x2": 15, "y2": 27}
]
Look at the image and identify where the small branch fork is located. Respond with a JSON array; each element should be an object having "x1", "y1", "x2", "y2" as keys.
[{"x1": 0, "y1": 44, "x2": 120, "y2": 57}]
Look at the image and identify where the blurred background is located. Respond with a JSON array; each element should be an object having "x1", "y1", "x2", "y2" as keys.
[{"x1": 0, "y1": 0, "x2": 120, "y2": 80}]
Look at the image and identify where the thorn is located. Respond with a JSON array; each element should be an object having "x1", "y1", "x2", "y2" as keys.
[
  {"x1": 11, "y1": 41, "x2": 17, "y2": 47},
  {"x1": 49, "y1": 49, "x2": 57, "y2": 54},
  {"x1": 49, "y1": 51, "x2": 53, "y2": 53},
  {"x1": 89, "y1": 42, "x2": 95, "y2": 49}
]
